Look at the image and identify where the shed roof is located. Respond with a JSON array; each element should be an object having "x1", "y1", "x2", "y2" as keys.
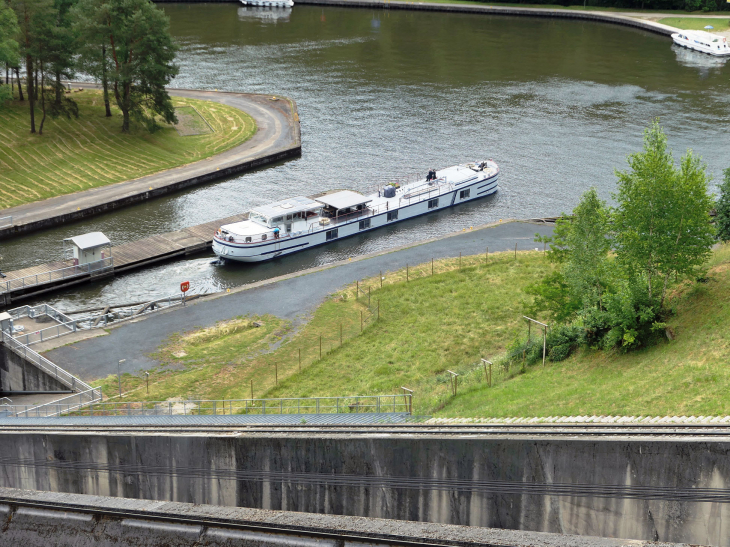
[
  {"x1": 250, "y1": 196, "x2": 322, "y2": 219},
  {"x1": 65, "y1": 232, "x2": 111, "y2": 250},
  {"x1": 316, "y1": 191, "x2": 371, "y2": 211}
]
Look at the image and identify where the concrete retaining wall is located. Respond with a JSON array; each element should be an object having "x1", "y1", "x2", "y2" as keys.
[
  {"x1": 0, "y1": 344, "x2": 69, "y2": 394},
  {"x1": 0, "y1": 432, "x2": 729, "y2": 545},
  {"x1": 155, "y1": 0, "x2": 678, "y2": 38}
]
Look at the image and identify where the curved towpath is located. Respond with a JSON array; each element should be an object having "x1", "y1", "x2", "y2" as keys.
[
  {"x1": 295, "y1": 0, "x2": 680, "y2": 36},
  {"x1": 0, "y1": 86, "x2": 301, "y2": 239},
  {"x1": 44, "y1": 220, "x2": 554, "y2": 380}
]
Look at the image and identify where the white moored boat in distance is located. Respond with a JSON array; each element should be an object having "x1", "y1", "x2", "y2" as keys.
[
  {"x1": 671, "y1": 30, "x2": 730, "y2": 56},
  {"x1": 239, "y1": 0, "x2": 293, "y2": 7},
  {"x1": 213, "y1": 160, "x2": 499, "y2": 263}
]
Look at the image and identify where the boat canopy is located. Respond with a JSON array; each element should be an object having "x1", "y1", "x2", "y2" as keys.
[
  {"x1": 316, "y1": 190, "x2": 372, "y2": 211},
  {"x1": 250, "y1": 196, "x2": 322, "y2": 220}
]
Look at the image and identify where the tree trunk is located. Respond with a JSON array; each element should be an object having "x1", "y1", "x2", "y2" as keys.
[
  {"x1": 102, "y1": 46, "x2": 112, "y2": 117},
  {"x1": 25, "y1": 56, "x2": 35, "y2": 133},
  {"x1": 15, "y1": 68, "x2": 23, "y2": 101},
  {"x1": 39, "y1": 62, "x2": 47, "y2": 135},
  {"x1": 34, "y1": 65, "x2": 38, "y2": 100},
  {"x1": 54, "y1": 71, "x2": 62, "y2": 108}
]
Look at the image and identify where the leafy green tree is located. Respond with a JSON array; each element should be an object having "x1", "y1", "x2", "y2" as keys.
[
  {"x1": 0, "y1": 2, "x2": 20, "y2": 104},
  {"x1": 75, "y1": 0, "x2": 178, "y2": 132},
  {"x1": 714, "y1": 168, "x2": 730, "y2": 242},
  {"x1": 12, "y1": 0, "x2": 55, "y2": 132},
  {"x1": 71, "y1": 0, "x2": 112, "y2": 116},
  {"x1": 528, "y1": 187, "x2": 613, "y2": 322},
  {"x1": 613, "y1": 119, "x2": 715, "y2": 308}
]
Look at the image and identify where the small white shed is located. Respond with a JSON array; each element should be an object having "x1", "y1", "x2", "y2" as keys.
[{"x1": 63, "y1": 232, "x2": 112, "y2": 266}]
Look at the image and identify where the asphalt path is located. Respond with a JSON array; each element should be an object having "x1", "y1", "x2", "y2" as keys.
[
  {"x1": 1, "y1": 86, "x2": 298, "y2": 230},
  {"x1": 46, "y1": 221, "x2": 554, "y2": 381}
]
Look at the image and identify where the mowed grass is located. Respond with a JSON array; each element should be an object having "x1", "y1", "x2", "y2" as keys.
[
  {"x1": 658, "y1": 17, "x2": 730, "y2": 31},
  {"x1": 441, "y1": 244, "x2": 730, "y2": 418},
  {"x1": 103, "y1": 243, "x2": 730, "y2": 417},
  {"x1": 105, "y1": 249, "x2": 554, "y2": 412},
  {"x1": 0, "y1": 89, "x2": 256, "y2": 210}
]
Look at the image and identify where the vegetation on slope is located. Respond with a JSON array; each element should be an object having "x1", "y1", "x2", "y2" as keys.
[
  {"x1": 657, "y1": 16, "x2": 730, "y2": 29},
  {"x1": 0, "y1": 89, "x2": 255, "y2": 210}
]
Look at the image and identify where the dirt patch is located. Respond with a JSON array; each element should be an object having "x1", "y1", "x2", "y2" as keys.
[{"x1": 174, "y1": 106, "x2": 214, "y2": 136}]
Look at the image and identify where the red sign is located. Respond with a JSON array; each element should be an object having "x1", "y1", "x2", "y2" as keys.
[{"x1": 180, "y1": 281, "x2": 190, "y2": 293}]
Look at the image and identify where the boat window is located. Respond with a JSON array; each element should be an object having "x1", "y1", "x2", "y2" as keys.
[
  {"x1": 272, "y1": 216, "x2": 284, "y2": 223},
  {"x1": 245, "y1": 237, "x2": 252, "y2": 243},
  {"x1": 387, "y1": 211, "x2": 398, "y2": 222},
  {"x1": 359, "y1": 219, "x2": 371, "y2": 230},
  {"x1": 326, "y1": 228, "x2": 339, "y2": 241},
  {"x1": 428, "y1": 198, "x2": 439, "y2": 209},
  {"x1": 262, "y1": 234, "x2": 267, "y2": 241},
  {"x1": 460, "y1": 189, "x2": 471, "y2": 199},
  {"x1": 250, "y1": 213, "x2": 267, "y2": 226}
]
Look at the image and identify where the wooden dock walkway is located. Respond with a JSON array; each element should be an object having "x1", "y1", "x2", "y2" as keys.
[{"x1": 0, "y1": 214, "x2": 249, "y2": 306}]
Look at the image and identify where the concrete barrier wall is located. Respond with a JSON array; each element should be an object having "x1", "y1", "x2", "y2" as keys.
[
  {"x1": 0, "y1": 344, "x2": 69, "y2": 394},
  {"x1": 0, "y1": 432, "x2": 729, "y2": 545}
]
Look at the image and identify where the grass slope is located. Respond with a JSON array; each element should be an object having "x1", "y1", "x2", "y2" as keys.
[
  {"x1": 658, "y1": 16, "x2": 730, "y2": 30},
  {"x1": 104, "y1": 244, "x2": 730, "y2": 417},
  {"x1": 99, "y1": 251, "x2": 554, "y2": 412},
  {"x1": 0, "y1": 89, "x2": 256, "y2": 210},
  {"x1": 443, "y1": 244, "x2": 730, "y2": 418}
]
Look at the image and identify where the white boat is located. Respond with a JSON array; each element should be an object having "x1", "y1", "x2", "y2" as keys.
[
  {"x1": 213, "y1": 161, "x2": 499, "y2": 263},
  {"x1": 671, "y1": 30, "x2": 730, "y2": 56},
  {"x1": 239, "y1": 0, "x2": 293, "y2": 7}
]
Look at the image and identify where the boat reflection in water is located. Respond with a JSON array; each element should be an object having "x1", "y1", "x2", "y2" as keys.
[
  {"x1": 672, "y1": 44, "x2": 728, "y2": 77},
  {"x1": 237, "y1": 6, "x2": 292, "y2": 23}
]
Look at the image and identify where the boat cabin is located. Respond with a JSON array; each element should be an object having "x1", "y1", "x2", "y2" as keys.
[
  {"x1": 63, "y1": 232, "x2": 111, "y2": 266},
  {"x1": 316, "y1": 190, "x2": 372, "y2": 221},
  {"x1": 249, "y1": 196, "x2": 323, "y2": 234}
]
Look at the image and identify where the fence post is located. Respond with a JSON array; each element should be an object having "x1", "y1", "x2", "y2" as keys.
[
  {"x1": 380, "y1": 271, "x2": 383, "y2": 289},
  {"x1": 406, "y1": 264, "x2": 409, "y2": 282},
  {"x1": 319, "y1": 335, "x2": 322, "y2": 358},
  {"x1": 250, "y1": 379, "x2": 253, "y2": 400},
  {"x1": 356, "y1": 280, "x2": 359, "y2": 298}
]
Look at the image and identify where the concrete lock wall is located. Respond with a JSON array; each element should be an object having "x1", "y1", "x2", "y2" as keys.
[
  {"x1": 0, "y1": 433, "x2": 729, "y2": 545},
  {"x1": 0, "y1": 344, "x2": 69, "y2": 394}
]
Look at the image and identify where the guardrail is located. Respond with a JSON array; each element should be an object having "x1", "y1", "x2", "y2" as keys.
[
  {"x1": 0, "y1": 216, "x2": 12, "y2": 228},
  {"x1": 9, "y1": 295, "x2": 184, "y2": 346},
  {"x1": 0, "y1": 257, "x2": 113, "y2": 294},
  {"x1": 9, "y1": 394, "x2": 413, "y2": 418},
  {"x1": 0, "y1": 331, "x2": 93, "y2": 393},
  {"x1": 1, "y1": 388, "x2": 103, "y2": 418}
]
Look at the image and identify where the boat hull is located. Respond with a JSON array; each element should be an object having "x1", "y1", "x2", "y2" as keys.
[
  {"x1": 213, "y1": 173, "x2": 498, "y2": 263},
  {"x1": 672, "y1": 33, "x2": 730, "y2": 57}
]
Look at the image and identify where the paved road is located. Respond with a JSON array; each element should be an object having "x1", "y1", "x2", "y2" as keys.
[
  {"x1": 0, "y1": 86, "x2": 299, "y2": 232},
  {"x1": 46, "y1": 221, "x2": 554, "y2": 381}
]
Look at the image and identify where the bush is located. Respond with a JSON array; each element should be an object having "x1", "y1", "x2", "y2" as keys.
[{"x1": 547, "y1": 324, "x2": 584, "y2": 361}]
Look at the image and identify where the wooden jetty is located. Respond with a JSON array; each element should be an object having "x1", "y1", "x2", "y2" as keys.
[{"x1": 0, "y1": 213, "x2": 249, "y2": 306}]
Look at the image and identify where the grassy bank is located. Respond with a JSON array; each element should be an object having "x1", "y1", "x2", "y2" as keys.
[
  {"x1": 0, "y1": 89, "x2": 256, "y2": 210},
  {"x1": 98, "y1": 243, "x2": 730, "y2": 417},
  {"x1": 658, "y1": 16, "x2": 730, "y2": 30},
  {"x1": 95, "y1": 250, "x2": 555, "y2": 411}
]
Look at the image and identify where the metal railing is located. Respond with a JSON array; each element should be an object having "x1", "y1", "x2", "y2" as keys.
[
  {"x1": 10, "y1": 295, "x2": 184, "y2": 346},
  {"x1": 9, "y1": 303, "x2": 74, "y2": 324},
  {"x1": 9, "y1": 394, "x2": 413, "y2": 418},
  {"x1": 0, "y1": 257, "x2": 113, "y2": 294},
  {"x1": 0, "y1": 331, "x2": 93, "y2": 393},
  {"x1": 2, "y1": 387, "x2": 103, "y2": 418},
  {"x1": 0, "y1": 216, "x2": 12, "y2": 228}
]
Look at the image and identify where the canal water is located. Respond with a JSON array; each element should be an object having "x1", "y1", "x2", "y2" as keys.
[{"x1": 3, "y1": 4, "x2": 729, "y2": 310}]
